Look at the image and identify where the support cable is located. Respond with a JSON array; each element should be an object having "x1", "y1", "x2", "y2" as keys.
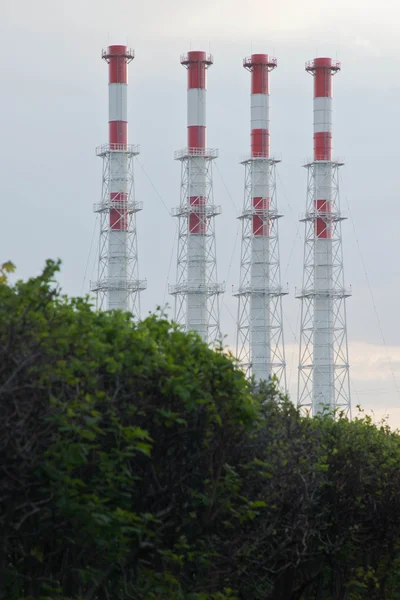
[
  {"x1": 341, "y1": 173, "x2": 400, "y2": 403},
  {"x1": 214, "y1": 162, "x2": 239, "y2": 213},
  {"x1": 82, "y1": 215, "x2": 99, "y2": 295},
  {"x1": 136, "y1": 157, "x2": 174, "y2": 216},
  {"x1": 221, "y1": 218, "x2": 241, "y2": 330},
  {"x1": 163, "y1": 227, "x2": 177, "y2": 310},
  {"x1": 276, "y1": 170, "x2": 302, "y2": 282},
  {"x1": 134, "y1": 157, "x2": 177, "y2": 313}
]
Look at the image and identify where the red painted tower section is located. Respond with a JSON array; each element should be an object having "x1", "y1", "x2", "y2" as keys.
[
  {"x1": 182, "y1": 51, "x2": 212, "y2": 236},
  {"x1": 306, "y1": 58, "x2": 340, "y2": 240},
  {"x1": 244, "y1": 55, "x2": 277, "y2": 237},
  {"x1": 105, "y1": 45, "x2": 132, "y2": 234}
]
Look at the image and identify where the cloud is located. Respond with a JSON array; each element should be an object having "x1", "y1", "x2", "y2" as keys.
[
  {"x1": 349, "y1": 341, "x2": 400, "y2": 384},
  {"x1": 4, "y1": 0, "x2": 400, "y2": 51},
  {"x1": 353, "y1": 37, "x2": 373, "y2": 51}
]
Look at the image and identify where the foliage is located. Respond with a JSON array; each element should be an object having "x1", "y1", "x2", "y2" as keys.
[
  {"x1": 0, "y1": 260, "x2": 15, "y2": 284},
  {"x1": 1, "y1": 261, "x2": 400, "y2": 599}
]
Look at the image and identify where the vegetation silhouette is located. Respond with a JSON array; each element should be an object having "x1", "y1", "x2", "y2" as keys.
[{"x1": 1, "y1": 260, "x2": 400, "y2": 599}]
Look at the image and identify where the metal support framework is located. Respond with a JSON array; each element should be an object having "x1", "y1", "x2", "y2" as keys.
[
  {"x1": 170, "y1": 52, "x2": 224, "y2": 344},
  {"x1": 91, "y1": 46, "x2": 146, "y2": 315},
  {"x1": 297, "y1": 58, "x2": 351, "y2": 417},
  {"x1": 235, "y1": 55, "x2": 286, "y2": 386}
]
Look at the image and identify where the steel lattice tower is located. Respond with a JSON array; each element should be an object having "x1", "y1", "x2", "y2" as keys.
[
  {"x1": 170, "y1": 51, "x2": 224, "y2": 343},
  {"x1": 235, "y1": 54, "x2": 286, "y2": 385},
  {"x1": 91, "y1": 45, "x2": 146, "y2": 314},
  {"x1": 297, "y1": 58, "x2": 351, "y2": 417}
]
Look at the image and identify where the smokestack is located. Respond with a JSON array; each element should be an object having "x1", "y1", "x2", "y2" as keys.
[
  {"x1": 91, "y1": 45, "x2": 146, "y2": 315},
  {"x1": 235, "y1": 54, "x2": 286, "y2": 385},
  {"x1": 170, "y1": 51, "x2": 224, "y2": 342},
  {"x1": 297, "y1": 58, "x2": 351, "y2": 416}
]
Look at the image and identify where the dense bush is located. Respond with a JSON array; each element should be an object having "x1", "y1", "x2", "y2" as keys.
[{"x1": 1, "y1": 261, "x2": 400, "y2": 599}]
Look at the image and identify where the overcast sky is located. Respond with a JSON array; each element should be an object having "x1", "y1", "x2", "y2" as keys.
[{"x1": 2, "y1": 0, "x2": 400, "y2": 425}]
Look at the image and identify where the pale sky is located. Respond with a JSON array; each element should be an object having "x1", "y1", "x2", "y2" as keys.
[{"x1": 2, "y1": 0, "x2": 400, "y2": 426}]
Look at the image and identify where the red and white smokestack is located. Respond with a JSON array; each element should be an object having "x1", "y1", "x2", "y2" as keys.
[
  {"x1": 107, "y1": 44, "x2": 130, "y2": 150},
  {"x1": 246, "y1": 54, "x2": 277, "y2": 236},
  {"x1": 92, "y1": 45, "x2": 145, "y2": 315},
  {"x1": 184, "y1": 51, "x2": 212, "y2": 236},
  {"x1": 306, "y1": 57, "x2": 340, "y2": 410},
  {"x1": 248, "y1": 54, "x2": 273, "y2": 159},
  {"x1": 245, "y1": 54, "x2": 277, "y2": 381},
  {"x1": 171, "y1": 50, "x2": 222, "y2": 341},
  {"x1": 182, "y1": 51, "x2": 213, "y2": 339},
  {"x1": 307, "y1": 57, "x2": 340, "y2": 239},
  {"x1": 106, "y1": 44, "x2": 132, "y2": 309}
]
